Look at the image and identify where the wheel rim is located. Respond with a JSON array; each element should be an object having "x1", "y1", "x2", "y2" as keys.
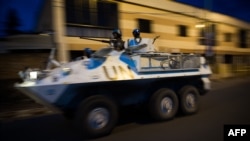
[
  {"x1": 186, "y1": 93, "x2": 195, "y2": 108},
  {"x1": 161, "y1": 97, "x2": 173, "y2": 114},
  {"x1": 88, "y1": 108, "x2": 109, "y2": 130}
]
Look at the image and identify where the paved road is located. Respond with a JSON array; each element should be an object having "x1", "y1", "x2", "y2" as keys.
[{"x1": 1, "y1": 77, "x2": 250, "y2": 141}]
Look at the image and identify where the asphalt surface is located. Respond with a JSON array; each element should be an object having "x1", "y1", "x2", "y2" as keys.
[{"x1": 1, "y1": 76, "x2": 250, "y2": 141}]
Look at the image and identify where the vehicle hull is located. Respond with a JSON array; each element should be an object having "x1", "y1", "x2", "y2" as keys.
[{"x1": 15, "y1": 74, "x2": 209, "y2": 112}]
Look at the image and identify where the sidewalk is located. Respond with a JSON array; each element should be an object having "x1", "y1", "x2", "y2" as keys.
[
  {"x1": 209, "y1": 73, "x2": 250, "y2": 81},
  {"x1": 210, "y1": 73, "x2": 250, "y2": 91}
]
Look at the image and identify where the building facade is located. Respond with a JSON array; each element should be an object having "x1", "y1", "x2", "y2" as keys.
[
  {"x1": 64, "y1": 0, "x2": 250, "y2": 78},
  {"x1": 0, "y1": 0, "x2": 250, "y2": 79}
]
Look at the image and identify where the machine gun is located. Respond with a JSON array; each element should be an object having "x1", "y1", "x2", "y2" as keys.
[
  {"x1": 80, "y1": 36, "x2": 116, "y2": 44},
  {"x1": 80, "y1": 36, "x2": 125, "y2": 51}
]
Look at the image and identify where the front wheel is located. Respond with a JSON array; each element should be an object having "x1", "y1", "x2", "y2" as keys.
[
  {"x1": 75, "y1": 95, "x2": 118, "y2": 138},
  {"x1": 149, "y1": 88, "x2": 179, "y2": 121},
  {"x1": 179, "y1": 86, "x2": 200, "y2": 115}
]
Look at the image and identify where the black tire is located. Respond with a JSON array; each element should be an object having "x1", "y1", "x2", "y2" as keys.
[
  {"x1": 178, "y1": 85, "x2": 200, "y2": 115},
  {"x1": 149, "y1": 88, "x2": 179, "y2": 121},
  {"x1": 63, "y1": 109, "x2": 75, "y2": 120},
  {"x1": 75, "y1": 95, "x2": 118, "y2": 138}
]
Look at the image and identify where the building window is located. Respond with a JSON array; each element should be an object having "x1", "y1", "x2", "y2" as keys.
[
  {"x1": 97, "y1": 1, "x2": 118, "y2": 28},
  {"x1": 224, "y1": 54, "x2": 233, "y2": 64},
  {"x1": 65, "y1": 0, "x2": 90, "y2": 25},
  {"x1": 137, "y1": 19, "x2": 152, "y2": 33},
  {"x1": 224, "y1": 33, "x2": 232, "y2": 42},
  {"x1": 198, "y1": 24, "x2": 217, "y2": 46},
  {"x1": 178, "y1": 25, "x2": 188, "y2": 37},
  {"x1": 65, "y1": 0, "x2": 118, "y2": 37},
  {"x1": 239, "y1": 29, "x2": 247, "y2": 48},
  {"x1": 66, "y1": 0, "x2": 118, "y2": 27}
]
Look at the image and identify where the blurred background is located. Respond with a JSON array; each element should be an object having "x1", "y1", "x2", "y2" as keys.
[{"x1": 0, "y1": 0, "x2": 250, "y2": 114}]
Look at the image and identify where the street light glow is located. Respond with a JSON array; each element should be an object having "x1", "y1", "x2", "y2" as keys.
[{"x1": 195, "y1": 24, "x2": 206, "y2": 28}]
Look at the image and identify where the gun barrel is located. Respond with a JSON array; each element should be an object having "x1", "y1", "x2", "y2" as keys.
[{"x1": 80, "y1": 37, "x2": 110, "y2": 43}]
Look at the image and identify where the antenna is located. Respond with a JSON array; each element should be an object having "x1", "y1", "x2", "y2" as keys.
[{"x1": 152, "y1": 36, "x2": 160, "y2": 44}]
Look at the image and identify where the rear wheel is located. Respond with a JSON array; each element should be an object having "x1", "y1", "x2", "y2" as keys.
[
  {"x1": 149, "y1": 88, "x2": 179, "y2": 121},
  {"x1": 75, "y1": 95, "x2": 118, "y2": 138},
  {"x1": 179, "y1": 86, "x2": 200, "y2": 114}
]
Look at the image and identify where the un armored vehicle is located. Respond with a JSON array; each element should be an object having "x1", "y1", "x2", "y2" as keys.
[{"x1": 15, "y1": 36, "x2": 211, "y2": 137}]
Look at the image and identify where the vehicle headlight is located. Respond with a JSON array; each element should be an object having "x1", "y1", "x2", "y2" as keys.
[
  {"x1": 19, "y1": 68, "x2": 48, "y2": 82},
  {"x1": 28, "y1": 70, "x2": 43, "y2": 81},
  {"x1": 29, "y1": 71, "x2": 38, "y2": 79}
]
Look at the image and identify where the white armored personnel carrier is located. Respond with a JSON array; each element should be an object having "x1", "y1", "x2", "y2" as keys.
[{"x1": 15, "y1": 36, "x2": 211, "y2": 137}]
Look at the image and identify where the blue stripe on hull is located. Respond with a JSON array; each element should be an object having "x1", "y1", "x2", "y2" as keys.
[{"x1": 137, "y1": 69, "x2": 199, "y2": 75}]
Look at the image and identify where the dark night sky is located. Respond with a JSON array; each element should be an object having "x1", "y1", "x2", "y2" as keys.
[
  {"x1": 176, "y1": 0, "x2": 250, "y2": 23},
  {"x1": 0, "y1": 0, "x2": 249, "y2": 37},
  {"x1": 0, "y1": 0, "x2": 44, "y2": 37}
]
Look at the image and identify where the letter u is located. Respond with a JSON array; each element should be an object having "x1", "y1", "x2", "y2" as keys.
[{"x1": 103, "y1": 66, "x2": 118, "y2": 80}]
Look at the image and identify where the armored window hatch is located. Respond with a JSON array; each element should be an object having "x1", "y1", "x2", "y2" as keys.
[{"x1": 132, "y1": 53, "x2": 201, "y2": 72}]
